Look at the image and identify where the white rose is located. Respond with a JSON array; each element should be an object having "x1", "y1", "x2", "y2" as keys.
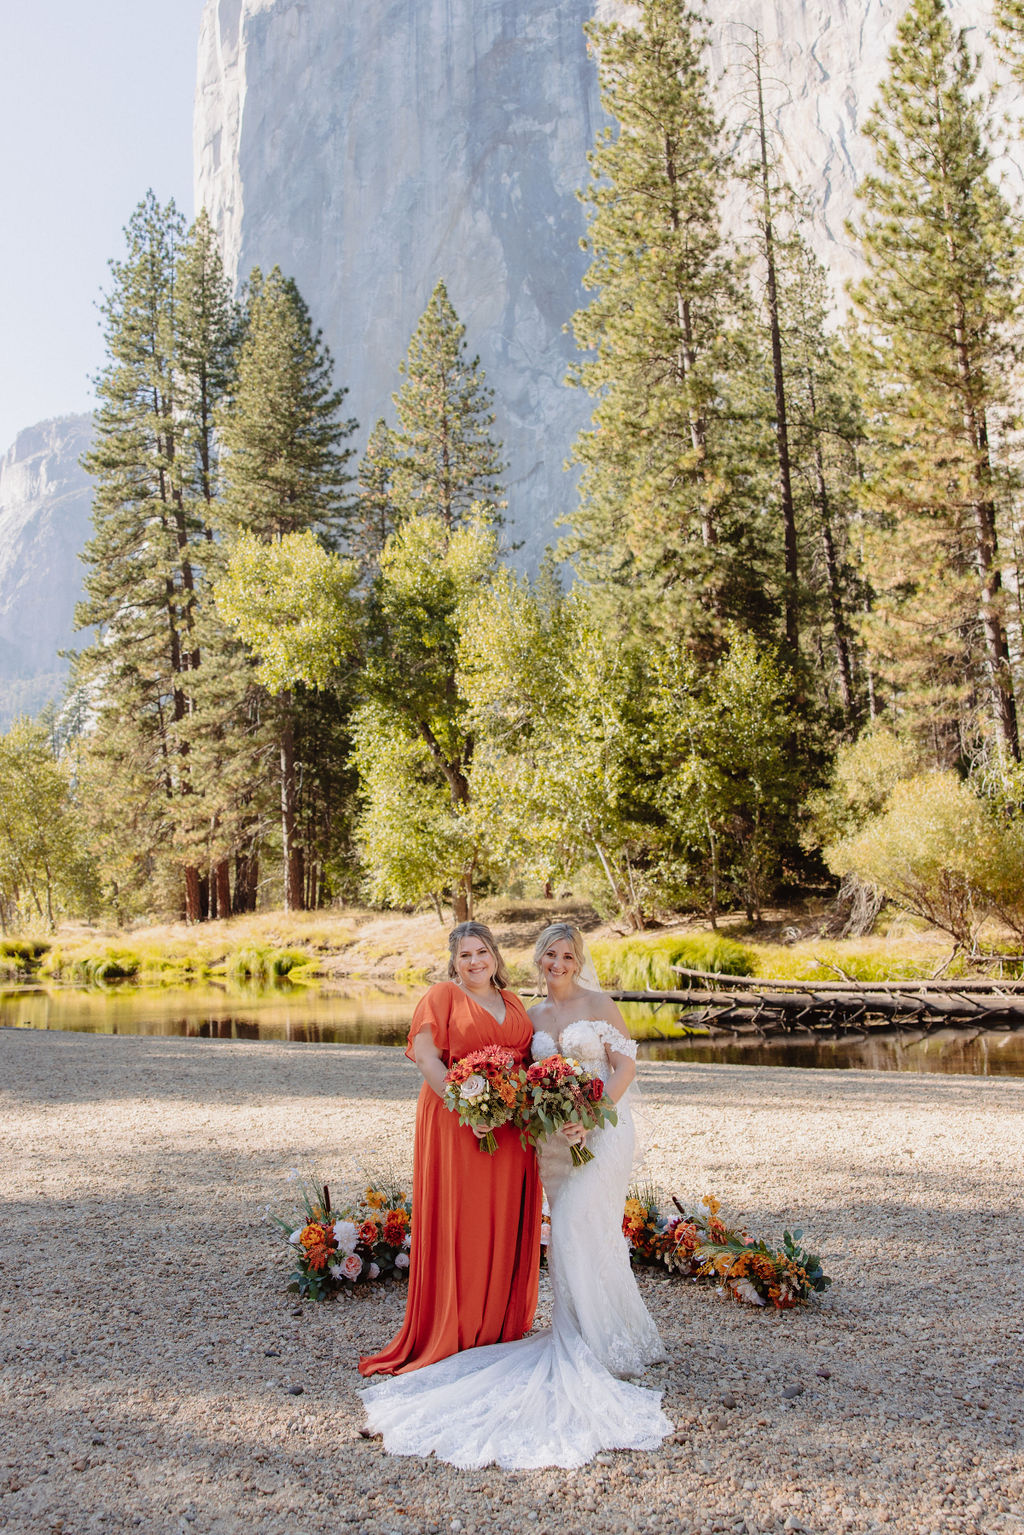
[
  {"x1": 332, "y1": 1220, "x2": 359, "y2": 1255},
  {"x1": 459, "y1": 1073, "x2": 488, "y2": 1101},
  {"x1": 368, "y1": 1262, "x2": 380, "y2": 1280},
  {"x1": 395, "y1": 1252, "x2": 410, "y2": 1269},
  {"x1": 288, "y1": 1229, "x2": 303, "y2": 1246},
  {"x1": 731, "y1": 1277, "x2": 766, "y2": 1307}
]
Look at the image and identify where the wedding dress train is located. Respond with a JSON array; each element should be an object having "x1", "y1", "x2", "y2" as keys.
[{"x1": 358, "y1": 1021, "x2": 672, "y2": 1469}]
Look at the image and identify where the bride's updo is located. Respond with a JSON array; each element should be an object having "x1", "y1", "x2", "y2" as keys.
[
  {"x1": 533, "y1": 921, "x2": 587, "y2": 978},
  {"x1": 447, "y1": 920, "x2": 511, "y2": 989}
]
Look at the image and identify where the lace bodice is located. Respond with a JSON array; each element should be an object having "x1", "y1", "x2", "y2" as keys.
[{"x1": 531, "y1": 1019, "x2": 638, "y2": 1076}]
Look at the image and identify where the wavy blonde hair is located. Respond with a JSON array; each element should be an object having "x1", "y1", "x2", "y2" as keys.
[
  {"x1": 532, "y1": 921, "x2": 587, "y2": 978},
  {"x1": 447, "y1": 921, "x2": 511, "y2": 990}
]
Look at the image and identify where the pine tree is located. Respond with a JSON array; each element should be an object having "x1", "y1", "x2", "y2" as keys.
[
  {"x1": 778, "y1": 239, "x2": 865, "y2": 727},
  {"x1": 216, "y1": 265, "x2": 357, "y2": 909},
  {"x1": 77, "y1": 193, "x2": 219, "y2": 920},
  {"x1": 849, "y1": 0, "x2": 1022, "y2": 764},
  {"x1": 567, "y1": 0, "x2": 774, "y2": 657},
  {"x1": 387, "y1": 280, "x2": 505, "y2": 528},
  {"x1": 350, "y1": 418, "x2": 400, "y2": 575},
  {"x1": 218, "y1": 267, "x2": 355, "y2": 543}
]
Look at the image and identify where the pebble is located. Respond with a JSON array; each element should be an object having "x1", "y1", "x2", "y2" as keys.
[
  {"x1": 782, "y1": 1382, "x2": 804, "y2": 1399},
  {"x1": 720, "y1": 1392, "x2": 737, "y2": 1409},
  {"x1": 1, "y1": 1028, "x2": 1021, "y2": 1535}
]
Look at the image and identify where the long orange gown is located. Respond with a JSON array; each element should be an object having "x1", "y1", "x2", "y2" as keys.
[{"x1": 358, "y1": 980, "x2": 541, "y2": 1376}]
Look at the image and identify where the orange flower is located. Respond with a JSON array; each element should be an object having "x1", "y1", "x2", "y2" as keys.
[
  {"x1": 306, "y1": 1242, "x2": 330, "y2": 1272},
  {"x1": 384, "y1": 1206, "x2": 409, "y2": 1227},
  {"x1": 300, "y1": 1222, "x2": 325, "y2": 1251},
  {"x1": 364, "y1": 1189, "x2": 386, "y2": 1209},
  {"x1": 358, "y1": 1219, "x2": 379, "y2": 1245}
]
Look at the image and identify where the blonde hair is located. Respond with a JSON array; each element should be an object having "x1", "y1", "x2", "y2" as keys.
[
  {"x1": 447, "y1": 921, "x2": 511, "y2": 990},
  {"x1": 533, "y1": 921, "x2": 587, "y2": 978}
]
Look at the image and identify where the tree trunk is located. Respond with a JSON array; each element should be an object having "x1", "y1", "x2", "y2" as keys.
[
  {"x1": 213, "y1": 858, "x2": 232, "y2": 920},
  {"x1": 804, "y1": 371, "x2": 855, "y2": 723},
  {"x1": 233, "y1": 850, "x2": 259, "y2": 914},
  {"x1": 184, "y1": 867, "x2": 202, "y2": 924},
  {"x1": 754, "y1": 34, "x2": 799, "y2": 656},
  {"x1": 280, "y1": 700, "x2": 305, "y2": 911}
]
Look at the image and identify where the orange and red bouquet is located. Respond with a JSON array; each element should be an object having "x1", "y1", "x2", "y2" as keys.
[
  {"x1": 443, "y1": 1045, "x2": 519, "y2": 1154},
  {"x1": 517, "y1": 1053, "x2": 617, "y2": 1167}
]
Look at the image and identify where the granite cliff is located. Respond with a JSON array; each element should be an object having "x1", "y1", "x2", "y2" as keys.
[
  {"x1": 193, "y1": 0, "x2": 1016, "y2": 560},
  {"x1": 0, "y1": 414, "x2": 94, "y2": 725}
]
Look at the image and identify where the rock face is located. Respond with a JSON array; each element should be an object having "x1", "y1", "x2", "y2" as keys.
[
  {"x1": 194, "y1": 0, "x2": 1013, "y2": 561},
  {"x1": 0, "y1": 414, "x2": 94, "y2": 725}
]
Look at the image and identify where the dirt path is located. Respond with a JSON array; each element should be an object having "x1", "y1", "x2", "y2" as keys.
[{"x1": 1, "y1": 1028, "x2": 1022, "y2": 1535}]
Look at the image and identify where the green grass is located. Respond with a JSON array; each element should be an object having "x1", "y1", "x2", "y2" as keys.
[
  {"x1": 747, "y1": 941, "x2": 960, "y2": 983},
  {"x1": 223, "y1": 945, "x2": 316, "y2": 985},
  {"x1": 591, "y1": 931, "x2": 755, "y2": 990}
]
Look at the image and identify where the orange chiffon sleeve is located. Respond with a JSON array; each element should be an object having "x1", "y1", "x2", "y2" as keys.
[{"x1": 404, "y1": 982, "x2": 453, "y2": 1063}]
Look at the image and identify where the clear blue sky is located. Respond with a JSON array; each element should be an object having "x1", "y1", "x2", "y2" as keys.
[{"x1": 0, "y1": 3, "x2": 201, "y2": 452}]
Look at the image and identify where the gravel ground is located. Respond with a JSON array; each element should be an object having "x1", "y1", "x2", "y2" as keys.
[{"x1": 1, "y1": 1028, "x2": 1022, "y2": 1535}]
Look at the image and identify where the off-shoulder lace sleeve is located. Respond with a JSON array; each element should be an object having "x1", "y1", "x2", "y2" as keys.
[
  {"x1": 531, "y1": 1029, "x2": 558, "y2": 1061},
  {"x1": 591, "y1": 1020, "x2": 637, "y2": 1059}
]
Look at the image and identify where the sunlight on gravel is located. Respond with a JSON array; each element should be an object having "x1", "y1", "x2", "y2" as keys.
[{"x1": 1, "y1": 1030, "x2": 1022, "y2": 1535}]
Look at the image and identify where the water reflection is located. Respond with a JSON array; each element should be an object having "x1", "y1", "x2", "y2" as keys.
[{"x1": 3, "y1": 984, "x2": 1023, "y2": 1076}]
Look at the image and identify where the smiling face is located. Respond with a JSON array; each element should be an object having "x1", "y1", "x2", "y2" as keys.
[
  {"x1": 538, "y1": 938, "x2": 579, "y2": 988},
  {"x1": 453, "y1": 935, "x2": 497, "y2": 990}
]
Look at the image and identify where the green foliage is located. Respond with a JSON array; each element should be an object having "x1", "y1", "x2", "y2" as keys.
[
  {"x1": 848, "y1": 0, "x2": 1023, "y2": 762},
  {"x1": 225, "y1": 946, "x2": 313, "y2": 984},
  {"x1": 216, "y1": 266, "x2": 356, "y2": 543},
  {"x1": 803, "y1": 728, "x2": 919, "y2": 849},
  {"x1": 385, "y1": 279, "x2": 504, "y2": 530},
  {"x1": 568, "y1": 0, "x2": 774, "y2": 653},
  {"x1": 826, "y1": 773, "x2": 991, "y2": 947},
  {"x1": 641, "y1": 631, "x2": 808, "y2": 922},
  {"x1": 0, "y1": 720, "x2": 98, "y2": 931},
  {"x1": 590, "y1": 932, "x2": 755, "y2": 990},
  {"x1": 215, "y1": 530, "x2": 359, "y2": 694}
]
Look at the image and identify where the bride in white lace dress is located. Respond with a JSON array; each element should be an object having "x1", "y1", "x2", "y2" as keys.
[{"x1": 358, "y1": 923, "x2": 672, "y2": 1469}]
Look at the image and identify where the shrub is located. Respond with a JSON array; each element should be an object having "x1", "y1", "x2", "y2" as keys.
[{"x1": 826, "y1": 773, "x2": 989, "y2": 949}]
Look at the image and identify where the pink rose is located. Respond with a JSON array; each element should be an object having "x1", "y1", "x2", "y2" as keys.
[{"x1": 341, "y1": 1252, "x2": 363, "y2": 1281}]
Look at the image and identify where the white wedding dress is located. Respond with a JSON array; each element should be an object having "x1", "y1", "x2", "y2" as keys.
[{"x1": 359, "y1": 1020, "x2": 672, "y2": 1469}]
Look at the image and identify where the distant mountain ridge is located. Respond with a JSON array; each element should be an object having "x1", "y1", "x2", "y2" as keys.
[{"x1": 0, "y1": 413, "x2": 93, "y2": 726}]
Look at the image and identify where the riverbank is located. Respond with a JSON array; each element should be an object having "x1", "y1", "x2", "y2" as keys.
[
  {"x1": 11, "y1": 898, "x2": 991, "y2": 992},
  {"x1": 2, "y1": 1029, "x2": 1021, "y2": 1535}
]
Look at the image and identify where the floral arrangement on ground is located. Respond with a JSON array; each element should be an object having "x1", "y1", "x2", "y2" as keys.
[
  {"x1": 622, "y1": 1187, "x2": 831, "y2": 1309},
  {"x1": 270, "y1": 1169, "x2": 411, "y2": 1301}
]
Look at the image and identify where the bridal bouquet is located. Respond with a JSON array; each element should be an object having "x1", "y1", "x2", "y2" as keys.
[
  {"x1": 517, "y1": 1054, "x2": 618, "y2": 1167},
  {"x1": 443, "y1": 1045, "x2": 520, "y2": 1154}
]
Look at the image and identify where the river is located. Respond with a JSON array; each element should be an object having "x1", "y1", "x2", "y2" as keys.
[{"x1": 4, "y1": 983, "x2": 1024, "y2": 1076}]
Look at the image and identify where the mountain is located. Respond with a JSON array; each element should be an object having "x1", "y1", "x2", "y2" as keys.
[
  {"x1": 193, "y1": 0, "x2": 1018, "y2": 561},
  {"x1": 0, "y1": 414, "x2": 94, "y2": 726}
]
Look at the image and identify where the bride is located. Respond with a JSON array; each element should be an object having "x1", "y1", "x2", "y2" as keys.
[{"x1": 358, "y1": 922, "x2": 672, "y2": 1469}]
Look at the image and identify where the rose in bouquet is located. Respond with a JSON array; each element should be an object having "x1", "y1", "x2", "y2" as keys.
[
  {"x1": 443, "y1": 1046, "x2": 519, "y2": 1154},
  {"x1": 517, "y1": 1054, "x2": 617, "y2": 1167}
]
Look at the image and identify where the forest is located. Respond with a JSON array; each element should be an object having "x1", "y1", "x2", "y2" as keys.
[{"x1": 7, "y1": 0, "x2": 1024, "y2": 948}]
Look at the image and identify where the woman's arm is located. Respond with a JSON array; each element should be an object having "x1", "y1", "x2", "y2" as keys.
[
  {"x1": 412, "y1": 1027, "x2": 448, "y2": 1098},
  {"x1": 602, "y1": 1045, "x2": 636, "y2": 1104},
  {"x1": 411, "y1": 1022, "x2": 491, "y2": 1139}
]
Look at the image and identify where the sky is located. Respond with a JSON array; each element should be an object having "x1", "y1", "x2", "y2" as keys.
[{"x1": 0, "y1": 2, "x2": 201, "y2": 453}]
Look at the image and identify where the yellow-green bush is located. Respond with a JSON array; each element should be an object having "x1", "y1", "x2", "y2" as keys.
[
  {"x1": 591, "y1": 932, "x2": 755, "y2": 990},
  {"x1": 224, "y1": 946, "x2": 314, "y2": 984}
]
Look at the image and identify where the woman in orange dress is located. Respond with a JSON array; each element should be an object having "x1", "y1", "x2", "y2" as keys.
[{"x1": 358, "y1": 921, "x2": 542, "y2": 1376}]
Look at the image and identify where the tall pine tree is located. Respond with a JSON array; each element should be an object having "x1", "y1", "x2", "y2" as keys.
[
  {"x1": 849, "y1": 0, "x2": 1023, "y2": 765},
  {"x1": 385, "y1": 280, "x2": 505, "y2": 529},
  {"x1": 77, "y1": 194, "x2": 238, "y2": 920},
  {"x1": 567, "y1": 0, "x2": 774, "y2": 657},
  {"x1": 216, "y1": 265, "x2": 356, "y2": 909}
]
